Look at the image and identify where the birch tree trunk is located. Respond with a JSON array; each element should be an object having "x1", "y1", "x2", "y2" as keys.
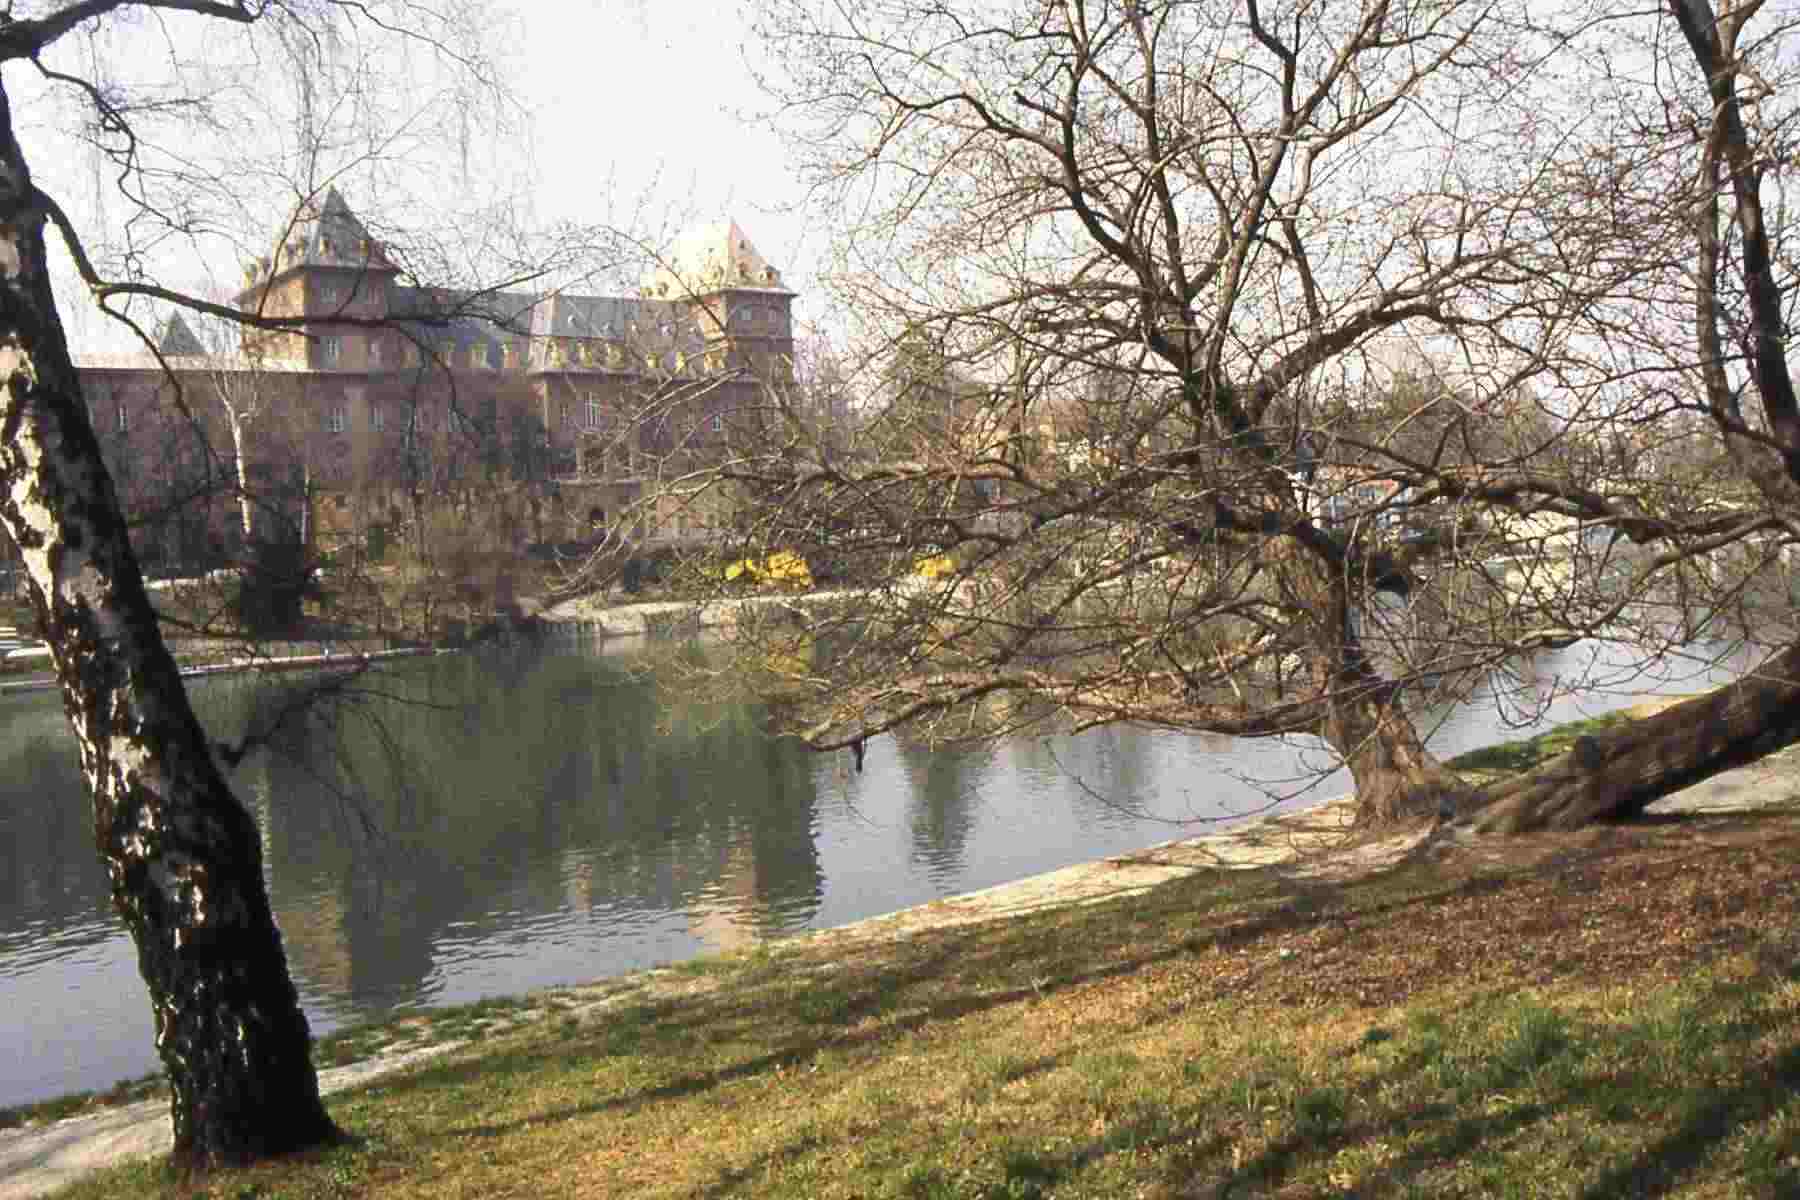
[
  {"x1": 0, "y1": 75, "x2": 335, "y2": 1166},
  {"x1": 228, "y1": 406, "x2": 255, "y2": 542}
]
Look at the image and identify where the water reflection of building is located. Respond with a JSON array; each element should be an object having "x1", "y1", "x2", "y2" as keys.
[
  {"x1": 685, "y1": 841, "x2": 765, "y2": 954},
  {"x1": 0, "y1": 644, "x2": 834, "y2": 1029},
  {"x1": 0, "y1": 718, "x2": 116, "y2": 959},
  {"x1": 893, "y1": 736, "x2": 981, "y2": 882},
  {"x1": 241, "y1": 646, "x2": 826, "y2": 1013}
]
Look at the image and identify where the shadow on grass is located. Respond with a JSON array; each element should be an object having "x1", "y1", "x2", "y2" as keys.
[
  {"x1": 1169, "y1": 972, "x2": 1800, "y2": 1199},
  {"x1": 376, "y1": 858, "x2": 1560, "y2": 1156},
  {"x1": 1576, "y1": 1040, "x2": 1800, "y2": 1199},
  {"x1": 348, "y1": 810, "x2": 1800, "y2": 1196}
]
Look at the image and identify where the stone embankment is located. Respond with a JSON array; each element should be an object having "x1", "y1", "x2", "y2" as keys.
[
  {"x1": 0, "y1": 644, "x2": 435, "y2": 697},
  {"x1": 541, "y1": 587, "x2": 865, "y2": 635}
]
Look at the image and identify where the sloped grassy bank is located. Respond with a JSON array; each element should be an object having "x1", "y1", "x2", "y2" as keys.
[{"x1": 29, "y1": 713, "x2": 1800, "y2": 1199}]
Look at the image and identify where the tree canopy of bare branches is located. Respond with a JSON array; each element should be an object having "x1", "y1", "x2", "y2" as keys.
[{"x1": 666, "y1": 0, "x2": 1800, "y2": 829}]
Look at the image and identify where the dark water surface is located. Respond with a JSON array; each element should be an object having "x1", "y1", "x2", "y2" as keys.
[{"x1": 0, "y1": 630, "x2": 1755, "y2": 1107}]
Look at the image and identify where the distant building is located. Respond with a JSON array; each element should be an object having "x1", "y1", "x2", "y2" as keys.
[{"x1": 73, "y1": 189, "x2": 795, "y2": 566}]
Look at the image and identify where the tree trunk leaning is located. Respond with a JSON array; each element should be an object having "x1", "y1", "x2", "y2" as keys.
[
  {"x1": 0, "y1": 77, "x2": 337, "y2": 1166},
  {"x1": 1461, "y1": 639, "x2": 1800, "y2": 834}
]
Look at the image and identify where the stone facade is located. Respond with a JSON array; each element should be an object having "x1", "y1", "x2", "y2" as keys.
[{"x1": 73, "y1": 190, "x2": 795, "y2": 568}]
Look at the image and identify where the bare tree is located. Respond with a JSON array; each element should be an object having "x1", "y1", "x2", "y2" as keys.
[
  {"x1": 0, "y1": 0, "x2": 542, "y2": 1166},
  {"x1": 691, "y1": 0, "x2": 1800, "y2": 830}
]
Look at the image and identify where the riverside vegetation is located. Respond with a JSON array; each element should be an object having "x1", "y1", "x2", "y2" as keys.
[{"x1": 9, "y1": 713, "x2": 1800, "y2": 1199}]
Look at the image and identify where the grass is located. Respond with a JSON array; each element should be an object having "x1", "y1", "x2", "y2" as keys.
[
  {"x1": 19, "y1": 712, "x2": 1800, "y2": 1198},
  {"x1": 0, "y1": 996, "x2": 542, "y2": 1132},
  {"x1": 32, "y1": 799, "x2": 1800, "y2": 1199}
]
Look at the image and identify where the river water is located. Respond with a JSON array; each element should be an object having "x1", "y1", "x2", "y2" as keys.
[{"x1": 0, "y1": 629, "x2": 1759, "y2": 1108}]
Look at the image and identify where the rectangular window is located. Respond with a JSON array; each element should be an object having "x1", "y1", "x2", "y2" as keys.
[
  {"x1": 319, "y1": 336, "x2": 342, "y2": 366},
  {"x1": 369, "y1": 338, "x2": 383, "y2": 366},
  {"x1": 116, "y1": 403, "x2": 129, "y2": 433},
  {"x1": 710, "y1": 412, "x2": 724, "y2": 433},
  {"x1": 585, "y1": 394, "x2": 603, "y2": 430},
  {"x1": 326, "y1": 406, "x2": 347, "y2": 434},
  {"x1": 370, "y1": 404, "x2": 385, "y2": 432}
]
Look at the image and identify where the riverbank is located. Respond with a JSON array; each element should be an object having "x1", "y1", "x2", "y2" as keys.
[
  {"x1": 0, "y1": 644, "x2": 439, "y2": 696},
  {"x1": 6, "y1": 706, "x2": 1799, "y2": 1199}
]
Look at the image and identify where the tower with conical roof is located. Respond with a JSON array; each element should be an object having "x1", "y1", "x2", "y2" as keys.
[{"x1": 235, "y1": 187, "x2": 399, "y2": 368}]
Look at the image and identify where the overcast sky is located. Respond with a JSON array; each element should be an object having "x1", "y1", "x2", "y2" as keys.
[
  {"x1": 518, "y1": 2, "x2": 818, "y2": 304},
  {"x1": 36, "y1": 1, "x2": 823, "y2": 353}
]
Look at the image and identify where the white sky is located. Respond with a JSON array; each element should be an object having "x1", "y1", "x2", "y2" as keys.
[
  {"x1": 33, "y1": 0, "x2": 823, "y2": 353},
  {"x1": 517, "y1": 2, "x2": 817, "y2": 301}
]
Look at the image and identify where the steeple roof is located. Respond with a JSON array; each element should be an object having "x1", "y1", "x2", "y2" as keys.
[
  {"x1": 643, "y1": 219, "x2": 789, "y2": 298},
  {"x1": 154, "y1": 312, "x2": 206, "y2": 357},
  {"x1": 242, "y1": 187, "x2": 395, "y2": 289}
]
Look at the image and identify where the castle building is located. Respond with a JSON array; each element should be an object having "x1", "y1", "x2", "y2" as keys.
[{"x1": 73, "y1": 189, "x2": 796, "y2": 566}]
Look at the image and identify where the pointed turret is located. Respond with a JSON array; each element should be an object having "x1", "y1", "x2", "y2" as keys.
[
  {"x1": 235, "y1": 188, "x2": 401, "y2": 364},
  {"x1": 642, "y1": 219, "x2": 789, "y2": 299},
  {"x1": 154, "y1": 312, "x2": 207, "y2": 357},
  {"x1": 243, "y1": 187, "x2": 393, "y2": 286}
]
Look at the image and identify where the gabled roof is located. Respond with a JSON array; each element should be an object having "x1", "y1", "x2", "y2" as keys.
[{"x1": 642, "y1": 219, "x2": 790, "y2": 299}]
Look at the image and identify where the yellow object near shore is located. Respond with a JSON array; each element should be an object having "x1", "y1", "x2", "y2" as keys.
[
  {"x1": 912, "y1": 555, "x2": 955, "y2": 579},
  {"x1": 722, "y1": 550, "x2": 813, "y2": 588}
]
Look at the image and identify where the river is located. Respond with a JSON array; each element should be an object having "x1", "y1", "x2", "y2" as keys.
[{"x1": 0, "y1": 628, "x2": 1760, "y2": 1108}]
